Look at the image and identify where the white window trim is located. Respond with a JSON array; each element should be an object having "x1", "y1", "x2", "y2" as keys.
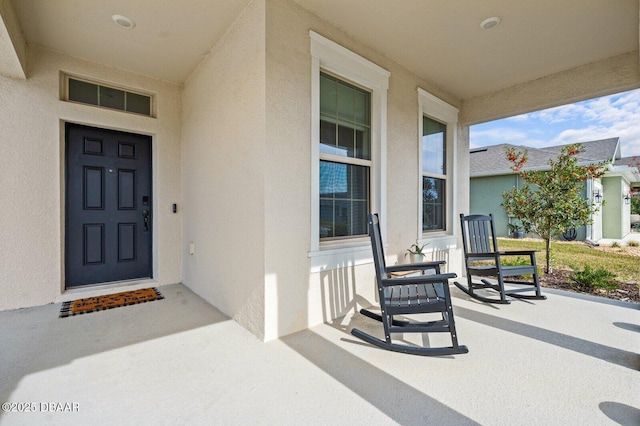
[
  {"x1": 309, "y1": 31, "x2": 390, "y2": 272},
  {"x1": 62, "y1": 73, "x2": 155, "y2": 117},
  {"x1": 417, "y1": 88, "x2": 458, "y2": 250}
]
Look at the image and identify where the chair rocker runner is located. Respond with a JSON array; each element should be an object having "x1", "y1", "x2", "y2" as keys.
[
  {"x1": 350, "y1": 214, "x2": 468, "y2": 356},
  {"x1": 455, "y1": 213, "x2": 546, "y2": 304}
]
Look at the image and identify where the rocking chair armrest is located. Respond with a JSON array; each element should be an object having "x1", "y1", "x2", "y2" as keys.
[
  {"x1": 498, "y1": 250, "x2": 540, "y2": 256},
  {"x1": 386, "y1": 260, "x2": 445, "y2": 273},
  {"x1": 465, "y1": 252, "x2": 499, "y2": 260},
  {"x1": 381, "y1": 272, "x2": 456, "y2": 287}
]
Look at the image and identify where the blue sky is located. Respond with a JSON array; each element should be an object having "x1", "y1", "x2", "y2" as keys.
[{"x1": 470, "y1": 88, "x2": 640, "y2": 158}]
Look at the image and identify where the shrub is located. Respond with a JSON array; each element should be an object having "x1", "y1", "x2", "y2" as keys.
[
  {"x1": 628, "y1": 240, "x2": 639, "y2": 247},
  {"x1": 500, "y1": 256, "x2": 529, "y2": 267},
  {"x1": 569, "y1": 265, "x2": 618, "y2": 291},
  {"x1": 611, "y1": 242, "x2": 620, "y2": 248},
  {"x1": 631, "y1": 196, "x2": 640, "y2": 215}
]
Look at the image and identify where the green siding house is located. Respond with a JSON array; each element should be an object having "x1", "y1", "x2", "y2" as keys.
[{"x1": 469, "y1": 138, "x2": 639, "y2": 242}]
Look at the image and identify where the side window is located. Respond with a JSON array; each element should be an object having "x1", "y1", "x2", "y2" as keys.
[
  {"x1": 422, "y1": 116, "x2": 447, "y2": 231},
  {"x1": 418, "y1": 88, "x2": 458, "y2": 239}
]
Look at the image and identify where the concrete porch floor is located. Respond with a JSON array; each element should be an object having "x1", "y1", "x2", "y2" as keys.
[{"x1": 0, "y1": 283, "x2": 638, "y2": 425}]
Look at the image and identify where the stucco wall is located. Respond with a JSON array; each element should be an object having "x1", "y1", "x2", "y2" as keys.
[
  {"x1": 0, "y1": 0, "x2": 26, "y2": 78},
  {"x1": 470, "y1": 175, "x2": 588, "y2": 240},
  {"x1": 263, "y1": 0, "x2": 466, "y2": 339},
  {"x1": 602, "y1": 176, "x2": 631, "y2": 239},
  {"x1": 470, "y1": 175, "x2": 519, "y2": 236},
  {"x1": 181, "y1": 0, "x2": 267, "y2": 338},
  {"x1": 0, "y1": 46, "x2": 182, "y2": 311},
  {"x1": 591, "y1": 180, "x2": 604, "y2": 241},
  {"x1": 461, "y1": 50, "x2": 640, "y2": 126}
]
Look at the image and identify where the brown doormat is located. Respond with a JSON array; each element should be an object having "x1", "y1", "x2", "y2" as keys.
[{"x1": 60, "y1": 287, "x2": 164, "y2": 318}]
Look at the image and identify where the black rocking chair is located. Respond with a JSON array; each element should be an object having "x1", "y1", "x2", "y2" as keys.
[
  {"x1": 454, "y1": 213, "x2": 546, "y2": 304},
  {"x1": 350, "y1": 214, "x2": 468, "y2": 356}
]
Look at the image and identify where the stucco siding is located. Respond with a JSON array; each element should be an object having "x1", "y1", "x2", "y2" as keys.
[
  {"x1": 602, "y1": 176, "x2": 631, "y2": 239},
  {"x1": 264, "y1": 0, "x2": 314, "y2": 340},
  {"x1": 470, "y1": 175, "x2": 519, "y2": 236},
  {"x1": 0, "y1": 0, "x2": 26, "y2": 78},
  {"x1": 181, "y1": 0, "x2": 267, "y2": 339},
  {"x1": 262, "y1": 0, "x2": 466, "y2": 338},
  {"x1": 470, "y1": 174, "x2": 589, "y2": 240},
  {"x1": 0, "y1": 46, "x2": 183, "y2": 311},
  {"x1": 461, "y1": 50, "x2": 640, "y2": 126}
]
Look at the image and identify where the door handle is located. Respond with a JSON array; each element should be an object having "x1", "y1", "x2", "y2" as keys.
[{"x1": 143, "y1": 209, "x2": 150, "y2": 232}]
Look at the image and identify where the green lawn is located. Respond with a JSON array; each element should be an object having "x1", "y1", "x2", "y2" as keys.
[{"x1": 497, "y1": 238, "x2": 640, "y2": 284}]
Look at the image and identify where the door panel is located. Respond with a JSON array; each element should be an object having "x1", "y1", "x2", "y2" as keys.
[
  {"x1": 66, "y1": 123, "x2": 152, "y2": 288},
  {"x1": 118, "y1": 223, "x2": 136, "y2": 261},
  {"x1": 83, "y1": 224, "x2": 105, "y2": 264}
]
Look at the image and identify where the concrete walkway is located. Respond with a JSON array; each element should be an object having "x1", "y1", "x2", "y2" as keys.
[
  {"x1": 598, "y1": 230, "x2": 640, "y2": 246},
  {"x1": 1, "y1": 284, "x2": 638, "y2": 425}
]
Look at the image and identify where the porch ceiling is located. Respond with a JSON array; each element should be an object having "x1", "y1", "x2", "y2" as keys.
[
  {"x1": 295, "y1": 0, "x2": 639, "y2": 99},
  {"x1": 4, "y1": 0, "x2": 640, "y2": 99},
  {"x1": 7, "y1": 0, "x2": 253, "y2": 83}
]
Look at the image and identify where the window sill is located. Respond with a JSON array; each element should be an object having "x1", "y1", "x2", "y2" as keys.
[
  {"x1": 308, "y1": 241, "x2": 374, "y2": 273},
  {"x1": 419, "y1": 233, "x2": 458, "y2": 251}
]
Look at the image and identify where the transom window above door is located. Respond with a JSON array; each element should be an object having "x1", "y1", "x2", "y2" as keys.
[{"x1": 64, "y1": 75, "x2": 153, "y2": 117}]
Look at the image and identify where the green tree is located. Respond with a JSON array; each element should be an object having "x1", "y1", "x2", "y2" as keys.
[
  {"x1": 631, "y1": 192, "x2": 640, "y2": 215},
  {"x1": 502, "y1": 143, "x2": 607, "y2": 273}
]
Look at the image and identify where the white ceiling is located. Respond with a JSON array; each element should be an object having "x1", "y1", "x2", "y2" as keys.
[
  {"x1": 8, "y1": 0, "x2": 640, "y2": 99},
  {"x1": 10, "y1": 0, "x2": 253, "y2": 83},
  {"x1": 294, "y1": 0, "x2": 639, "y2": 99}
]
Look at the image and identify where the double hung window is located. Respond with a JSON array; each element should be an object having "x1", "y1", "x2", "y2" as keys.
[
  {"x1": 417, "y1": 88, "x2": 458, "y2": 240},
  {"x1": 422, "y1": 116, "x2": 447, "y2": 231},
  {"x1": 309, "y1": 31, "x2": 389, "y2": 270},
  {"x1": 319, "y1": 73, "x2": 371, "y2": 239}
]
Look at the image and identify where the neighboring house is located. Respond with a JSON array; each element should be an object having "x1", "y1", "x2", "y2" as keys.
[
  {"x1": 469, "y1": 138, "x2": 640, "y2": 241},
  {"x1": 1, "y1": 1, "x2": 639, "y2": 341}
]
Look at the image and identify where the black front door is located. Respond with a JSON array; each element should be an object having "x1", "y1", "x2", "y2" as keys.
[{"x1": 65, "y1": 123, "x2": 152, "y2": 288}]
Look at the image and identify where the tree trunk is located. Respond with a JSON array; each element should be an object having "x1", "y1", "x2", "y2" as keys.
[{"x1": 544, "y1": 237, "x2": 552, "y2": 273}]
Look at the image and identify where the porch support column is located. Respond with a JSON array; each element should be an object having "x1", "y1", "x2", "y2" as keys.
[{"x1": 455, "y1": 123, "x2": 470, "y2": 275}]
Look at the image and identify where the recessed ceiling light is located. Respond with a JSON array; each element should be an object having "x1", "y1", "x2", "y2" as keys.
[
  {"x1": 480, "y1": 16, "x2": 501, "y2": 30},
  {"x1": 112, "y1": 14, "x2": 136, "y2": 29}
]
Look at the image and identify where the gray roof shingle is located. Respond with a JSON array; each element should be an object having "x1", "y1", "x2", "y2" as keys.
[
  {"x1": 615, "y1": 156, "x2": 640, "y2": 167},
  {"x1": 469, "y1": 138, "x2": 620, "y2": 176}
]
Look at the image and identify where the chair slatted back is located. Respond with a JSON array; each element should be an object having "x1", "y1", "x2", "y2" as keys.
[
  {"x1": 460, "y1": 214, "x2": 498, "y2": 255},
  {"x1": 368, "y1": 214, "x2": 387, "y2": 287}
]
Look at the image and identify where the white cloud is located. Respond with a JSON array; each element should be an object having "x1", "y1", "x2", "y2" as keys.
[
  {"x1": 524, "y1": 89, "x2": 640, "y2": 156},
  {"x1": 528, "y1": 103, "x2": 586, "y2": 124},
  {"x1": 469, "y1": 127, "x2": 527, "y2": 149},
  {"x1": 550, "y1": 126, "x2": 613, "y2": 145},
  {"x1": 471, "y1": 88, "x2": 640, "y2": 156},
  {"x1": 469, "y1": 126, "x2": 548, "y2": 149}
]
